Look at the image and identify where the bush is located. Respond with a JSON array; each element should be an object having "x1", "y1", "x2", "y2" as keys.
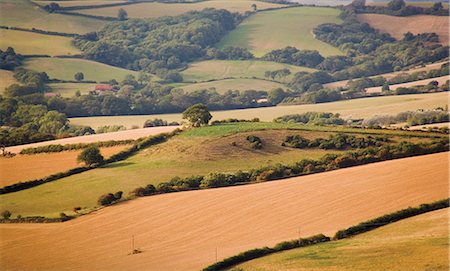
[
  {"x1": 98, "y1": 193, "x2": 116, "y2": 206},
  {"x1": 246, "y1": 135, "x2": 262, "y2": 149},
  {"x1": 1, "y1": 210, "x2": 11, "y2": 219},
  {"x1": 77, "y1": 146, "x2": 104, "y2": 166}
]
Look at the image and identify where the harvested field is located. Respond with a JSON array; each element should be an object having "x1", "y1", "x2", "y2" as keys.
[
  {"x1": 0, "y1": 29, "x2": 81, "y2": 56},
  {"x1": 408, "y1": 122, "x2": 450, "y2": 131},
  {"x1": 365, "y1": 75, "x2": 449, "y2": 93},
  {"x1": 0, "y1": 145, "x2": 130, "y2": 187},
  {"x1": 0, "y1": 69, "x2": 16, "y2": 93},
  {"x1": 232, "y1": 208, "x2": 449, "y2": 271},
  {"x1": 77, "y1": 0, "x2": 286, "y2": 18},
  {"x1": 5, "y1": 126, "x2": 180, "y2": 154},
  {"x1": 357, "y1": 14, "x2": 449, "y2": 45},
  {"x1": 0, "y1": 152, "x2": 447, "y2": 271},
  {"x1": 177, "y1": 78, "x2": 287, "y2": 94},
  {"x1": 69, "y1": 92, "x2": 449, "y2": 128},
  {"x1": 47, "y1": 82, "x2": 97, "y2": 97}
]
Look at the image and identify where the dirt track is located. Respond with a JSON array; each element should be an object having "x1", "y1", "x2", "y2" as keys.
[{"x1": 0, "y1": 152, "x2": 448, "y2": 271}]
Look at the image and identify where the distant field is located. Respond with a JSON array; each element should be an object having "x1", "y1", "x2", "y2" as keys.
[
  {"x1": 367, "y1": 1, "x2": 450, "y2": 8},
  {"x1": 181, "y1": 60, "x2": 316, "y2": 83},
  {"x1": 69, "y1": 92, "x2": 449, "y2": 128},
  {"x1": 0, "y1": 122, "x2": 441, "y2": 217},
  {"x1": 0, "y1": 145, "x2": 130, "y2": 187},
  {"x1": 366, "y1": 75, "x2": 449, "y2": 93},
  {"x1": 0, "y1": 152, "x2": 447, "y2": 270},
  {"x1": 77, "y1": 0, "x2": 286, "y2": 18},
  {"x1": 0, "y1": 69, "x2": 16, "y2": 93},
  {"x1": 33, "y1": 0, "x2": 126, "y2": 8},
  {"x1": 217, "y1": 7, "x2": 344, "y2": 57},
  {"x1": 47, "y1": 82, "x2": 97, "y2": 97},
  {"x1": 0, "y1": 29, "x2": 81, "y2": 56},
  {"x1": 177, "y1": 78, "x2": 287, "y2": 94},
  {"x1": 24, "y1": 57, "x2": 140, "y2": 82},
  {"x1": 0, "y1": 0, "x2": 106, "y2": 34},
  {"x1": 231, "y1": 208, "x2": 449, "y2": 271},
  {"x1": 357, "y1": 14, "x2": 449, "y2": 45},
  {"x1": 409, "y1": 122, "x2": 450, "y2": 131}
]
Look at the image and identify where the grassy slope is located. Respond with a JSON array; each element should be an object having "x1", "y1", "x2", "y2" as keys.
[
  {"x1": 232, "y1": 208, "x2": 449, "y2": 271},
  {"x1": 24, "y1": 57, "x2": 140, "y2": 82},
  {"x1": 0, "y1": 29, "x2": 81, "y2": 56},
  {"x1": 77, "y1": 0, "x2": 287, "y2": 18},
  {"x1": 0, "y1": 69, "x2": 16, "y2": 93},
  {"x1": 181, "y1": 60, "x2": 316, "y2": 83},
  {"x1": 0, "y1": 153, "x2": 447, "y2": 271},
  {"x1": 0, "y1": 0, "x2": 106, "y2": 34},
  {"x1": 69, "y1": 92, "x2": 449, "y2": 129},
  {"x1": 176, "y1": 78, "x2": 288, "y2": 94},
  {"x1": 47, "y1": 82, "x2": 97, "y2": 97},
  {"x1": 0, "y1": 122, "x2": 442, "y2": 217},
  {"x1": 217, "y1": 7, "x2": 344, "y2": 57}
]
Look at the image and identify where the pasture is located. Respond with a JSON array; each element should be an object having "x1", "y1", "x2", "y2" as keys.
[
  {"x1": 0, "y1": 152, "x2": 447, "y2": 270},
  {"x1": 0, "y1": 29, "x2": 81, "y2": 56},
  {"x1": 357, "y1": 14, "x2": 449, "y2": 45},
  {"x1": 69, "y1": 92, "x2": 449, "y2": 128},
  {"x1": 231, "y1": 208, "x2": 449, "y2": 271},
  {"x1": 0, "y1": 69, "x2": 16, "y2": 93},
  {"x1": 77, "y1": 0, "x2": 286, "y2": 18},
  {"x1": 24, "y1": 57, "x2": 140, "y2": 82},
  {"x1": 47, "y1": 82, "x2": 97, "y2": 97},
  {"x1": 0, "y1": 122, "x2": 440, "y2": 217},
  {"x1": 181, "y1": 60, "x2": 315, "y2": 83},
  {"x1": 217, "y1": 7, "x2": 344, "y2": 57},
  {"x1": 177, "y1": 78, "x2": 287, "y2": 94},
  {"x1": 0, "y1": 145, "x2": 130, "y2": 187},
  {"x1": 0, "y1": 0, "x2": 106, "y2": 34}
]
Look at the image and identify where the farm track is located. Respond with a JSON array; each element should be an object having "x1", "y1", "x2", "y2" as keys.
[{"x1": 0, "y1": 152, "x2": 448, "y2": 271}]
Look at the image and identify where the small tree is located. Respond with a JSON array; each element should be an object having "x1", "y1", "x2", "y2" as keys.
[
  {"x1": 251, "y1": 3, "x2": 257, "y2": 11},
  {"x1": 77, "y1": 146, "x2": 104, "y2": 166},
  {"x1": 98, "y1": 193, "x2": 115, "y2": 206},
  {"x1": 182, "y1": 104, "x2": 212, "y2": 127},
  {"x1": 118, "y1": 8, "x2": 128, "y2": 21},
  {"x1": 1, "y1": 210, "x2": 11, "y2": 219},
  {"x1": 381, "y1": 82, "x2": 390, "y2": 92},
  {"x1": 74, "y1": 72, "x2": 84, "y2": 82}
]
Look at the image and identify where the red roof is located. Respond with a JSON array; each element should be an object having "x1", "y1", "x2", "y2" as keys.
[
  {"x1": 44, "y1": 93, "x2": 60, "y2": 97},
  {"x1": 95, "y1": 84, "x2": 113, "y2": 91}
]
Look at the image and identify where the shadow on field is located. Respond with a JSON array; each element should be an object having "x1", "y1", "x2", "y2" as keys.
[{"x1": 102, "y1": 162, "x2": 135, "y2": 168}]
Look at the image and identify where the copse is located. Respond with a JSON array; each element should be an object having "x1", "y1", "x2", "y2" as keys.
[
  {"x1": 182, "y1": 104, "x2": 212, "y2": 127},
  {"x1": 77, "y1": 146, "x2": 104, "y2": 166}
]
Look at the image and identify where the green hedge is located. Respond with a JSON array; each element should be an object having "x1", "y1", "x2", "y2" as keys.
[{"x1": 19, "y1": 140, "x2": 135, "y2": 154}]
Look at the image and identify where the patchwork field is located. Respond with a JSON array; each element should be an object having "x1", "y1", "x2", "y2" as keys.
[
  {"x1": 181, "y1": 60, "x2": 316, "y2": 83},
  {"x1": 365, "y1": 75, "x2": 449, "y2": 93},
  {"x1": 0, "y1": 69, "x2": 16, "y2": 93},
  {"x1": 69, "y1": 92, "x2": 449, "y2": 128},
  {"x1": 0, "y1": 145, "x2": 130, "y2": 187},
  {"x1": 217, "y1": 6, "x2": 344, "y2": 57},
  {"x1": 0, "y1": 152, "x2": 447, "y2": 271},
  {"x1": 367, "y1": 1, "x2": 450, "y2": 8},
  {"x1": 357, "y1": 14, "x2": 449, "y2": 45},
  {"x1": 231, "y1": 208, "x2": 449, "y2": 271},
  {"x1": 24, "y1": 57, "x2": 140, "y2": 82},
  {"x1": 0, "y1": 122, "x2": 442, "y2": 217},
  {"x1": 0, "y1": 0, "x2": 106, "y2": 34},
  {"x1": 33, "y1": 0, "x2": 127, "y2": 8},
  {"x1": 178, "y1": 78, "x2": 287, "y2": 94},
  {"x1": 47, "y1": 82, "x2": 97, "y2": 97},
  {"x1": 0, "y1": 29, "x2": 81, "y2": 56},
  {"x1": 77, "y1": 0, "x2": 286, "y2": 18}
]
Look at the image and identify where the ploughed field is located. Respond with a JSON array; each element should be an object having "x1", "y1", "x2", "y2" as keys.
[
  {"x1": 0, "y1": 152, "x2": 448, "y2": 271},
  {"x1": 230, "y1": 208, "x2": 449, "y2": 271}
]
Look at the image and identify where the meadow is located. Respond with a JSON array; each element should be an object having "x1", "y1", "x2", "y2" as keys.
[
  {"x1": 357, "y1": 14, "x2": 449, "y2": 45},
  {"x1": 231, "y1": 208, "x2": 449, "y2": 271},
  {"x1": 217, "y1": 6, "x2": 344, "y2": 57},
  {"x1": 47, "y1": 82, "x2": 97, "y2": 97},
  {"x1": 0, "y1": 122, "x2": 441, "y2": 217},
  {"x1": 177, "y1": 78, "x2": 287, "y2": 94},
  {"x1": 0, "y1": 29, "x2": 81, "y2": 56},
  {"x1": 69, "y1": 92, "x2": 449, "y2": 129},
  {"x1": 77, "y1": 0, "x2": 286, "y2": 18},
  {"x1": 0, "y1": 152, "x2": 447, "y2": 270},
  {"x1": 24, "y1": 57, "x2": 141, "y2": 82},
  {"x1": 181, "y1": 60, "x2": 316, "y2": 83},
  {"x1": 0, "y1": 69, "x2": 16, "y2": 93},
  {"x1": 0, "y1": 0, "x2": 106, "y2": 34}
]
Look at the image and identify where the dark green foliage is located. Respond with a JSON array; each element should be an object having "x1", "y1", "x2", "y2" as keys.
[
  {"x1": 74, "y1": 72, "x2": 84, "y2": 81},
  {"x1": 77, "y1": 146, "x2": 104, "y2": 166},
  {"x1": 264, "y1": 69, "x2": 291, "y2": 81},
  {"x1": 282, "y1": 135, "x2": 309, "y2": 148},
  {"x1": 19, "y1": 140, "x2": 133, "y2": 155},
  {"x1": 274, "y1": 112, "x2": 345, "y2": 125},
  {"x1": 349, "y1": 0, "x2": 449, "y2": 16},
  {"x1": 283, "y1": 134, "x2": 388, "y2": 150},
  {"x1": 246, "y1": 135, "x2": 262, "y2": 149},
  {"x1": 182, "y1": 103, "x2": 212, "y2": 126},
  {"x1": 334, "y1": 198, "x2": 450, "y2": 239},
  {"x1": 0, "y1": 47, "x2": 23, "y2": 70},
  {"x1": 143, "y1": 118, "x2": 179, "y2": 128},
  {"x1": 98, "y1": 193, "x2": 116, "y2": 206},
  {"x1": 1, "y1": 210, "x2": 11, "y2": 219},
  {"x1": 209, "y1": 46, "x2": 254, "y2": 60},
  {"x1": 262, "y1": 47, "x2": 324, "y2": 68},
  {"x1": 117, "y1": 8, "x2": 128, "y2": 21},
  {"x1": 288, "y1": 71, "x2": 333, "y2": 93},
  {"x1": 300, "y1": 88, "x2": 342, "y2": 103},
  {"x1": 267, "y1": 88, "x2": 288, "y2": 105}
]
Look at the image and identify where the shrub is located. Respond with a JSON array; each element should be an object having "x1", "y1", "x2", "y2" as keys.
[
  {"x1": 1, "y1": 210, "x2": 11, "y2": 219},
  {"x1": 246, "y1": 135, "x2": 262, "y2": 149},
  {"x1": 98, "y1": 193, "x2": 116, "y2": 206},
  {"x1": 77, "y1": 146, "x2": 104, "y2": 166}
]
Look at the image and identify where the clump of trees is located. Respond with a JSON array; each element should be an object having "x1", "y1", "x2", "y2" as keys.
[
  {"x1": 282, "y1": 134, "x2": 388, "y2": 150},
  {"x1": 246, "y1": 135, "x2": 263, "y2": 149},
  {"x1": 1, "y1": 210, "x2": 11, "y2": 220},
  {"x1": 274, "y1": 112, "x2": 345, "y2": 125},
  {"x1": 77, "y1": 146, "x2": 104, "y2": 166},
  {"x1": 182, "y1": 103, "x2": 212, "y2": 126},
  {"x1": 96, "y1": 125, "x2": 126, "y2": 133},
  {"x1": 0, "y1": 47, "x2": 22, "y2": 70},
  {"x1": 264, "y1": 68, "x2": 291, "y2": 81},
  {"x1": 206, "y1": 46, "x2": 254, "y2": 60},
  {"x1": 143, "y1": 118, "x2": 179, "y2": 128},
  {"x1": 98, "y1": 191, "x2": 123, "y2": 206},
  {"x1": 347, "y1": 0, "x2": 449, "y2": 16},
  {"x1": 362, "y1": 109, "x2": 450, "y2": 127},
  {"x1": 262, "y1": 47, "x2": 324, "y2": 68}
]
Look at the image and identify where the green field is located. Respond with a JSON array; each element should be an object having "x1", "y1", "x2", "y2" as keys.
[
  {"x1": 230, "y1": 208, "x2": 449, "y2": 271},
  {"x1": 181, "y1": 60, "x2": 316, "y2": 83},
  {"x1": 47, "y1": 83, "x2": 97, "y2": 97},
  {"x1": 176, "y1": 78, "x2": 287, "y2": 94},
  {"x1": 77, "y1": 0, "x2": 286, "y2": 18},
  {"x1": 0, "y1": 0, "x2": 106, "y2": 34},
  {"x1": 24, "y1": 57, "x2": 140, "y2": 82},
  {"x1": 217, "y1": 7, "x2": 344, "y2": 57},
  {"x1": 0, "y1": 69, "x2": 16, "y2": 93},
  {"x1": 0, "y1": 122, "x2": 438, "y2": 218},
  {"x1": 34, "y1": 1, "x2": 127, "y2": 8},
  {"x1": 0, "y1": 29, "x2": 81, "y2": 56}
]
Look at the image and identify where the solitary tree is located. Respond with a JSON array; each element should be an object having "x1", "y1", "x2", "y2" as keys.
[
  {"x1": 118, "y1": 8, "x2": 128, "y2": 21},
  {"x1": 74, "y1": 72, "x2": 84, "y2": 82},
  {"x1": 1, "y1": 210, "x2": 11, "y2": 220},
  {"x1": 77, "y1": 146, "x2": 104, "y2": 166},
  {"x1": 251, "y1": 3, "x2": 257, "y2": 11},
  {"x1": 381, "y1": 82, "x2": 390, "y2": 92},
  {"x1": 182, "y1": 104, "x2": 212, "y2": 127}
]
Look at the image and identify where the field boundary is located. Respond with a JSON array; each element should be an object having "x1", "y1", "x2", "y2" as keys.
[{"x1": 202, "y1": 199, "x2": 450, "y2": 271}]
